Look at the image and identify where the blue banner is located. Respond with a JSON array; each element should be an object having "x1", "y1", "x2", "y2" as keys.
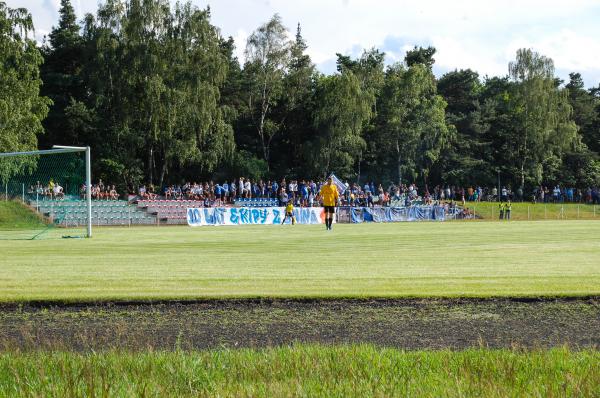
[{"x1": 349, "y1": 206, "x2": 445, "y2": 223}]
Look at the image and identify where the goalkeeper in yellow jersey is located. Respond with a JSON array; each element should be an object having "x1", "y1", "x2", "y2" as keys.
[
  {"x1": 281, "y1": 201, "x2": 296, "y2": 225},
  {"x1": 319, "y1": 177, "x2": 339, "y2": 230}
]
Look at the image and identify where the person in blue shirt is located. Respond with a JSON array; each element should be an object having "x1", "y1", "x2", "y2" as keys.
[
  {"x1": 301, "y1": 182, "x2": 309, "y2": 206},
  {"x1": 214, "y1": 184, "x2": 222, "y2": 203},
  {"x1": 222, "y1": 182, "x2": 229, "y2": 203},
  {"x1": 271, "y1": 181, "x2": 279, "y2": 199}
]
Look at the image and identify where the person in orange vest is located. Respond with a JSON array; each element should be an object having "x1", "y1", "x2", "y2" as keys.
[{"x1": 319, "y1": 177, "x2": 339, "y2": 231}]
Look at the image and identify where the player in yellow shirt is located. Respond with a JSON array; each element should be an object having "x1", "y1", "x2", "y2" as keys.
[
  {"x1": 281, "y1": 201, "x2": 296, "y2": 225},
  {"x1": 319, "y1": 177, "x2": 339, "y2": 230}
]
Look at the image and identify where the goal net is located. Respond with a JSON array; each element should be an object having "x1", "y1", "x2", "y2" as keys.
[{"x1": 0, "y1": 147, "x2": 91, "y2": 240}]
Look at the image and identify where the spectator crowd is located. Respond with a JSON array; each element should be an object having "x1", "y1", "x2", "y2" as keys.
[
  {"x1": 133, "y1": 179, "x2": 600, "y2": 208},
  {"x1": 30, "y1": 177, "x2": 600, "y2": 207}
]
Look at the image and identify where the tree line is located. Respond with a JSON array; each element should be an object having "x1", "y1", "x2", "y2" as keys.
[{"x1": 1, "y1": 0, "x2": 599, "y2": 193}]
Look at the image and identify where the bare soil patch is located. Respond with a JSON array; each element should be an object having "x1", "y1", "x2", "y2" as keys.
[{"x1": 0, "y1": 298, "x2": 598, "y2": 351}]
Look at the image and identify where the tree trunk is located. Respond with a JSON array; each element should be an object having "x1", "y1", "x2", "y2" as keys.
[
  {"x1": 148, "y1": 147, "x2": 154, "y2": 185},
  {"x1": 159, "y1": 158, "x2": 167, "y2": 191},
  {"x1": 259, "y1": 76, "x2": 271, "y2": 171},
  {"x1": 396, "y1": 139, "x2": 402, "y2": 185},
  {"x1": 520, "y1": 162, "x2": 525, "y2": 189},
  {"x1": 356, "y1": 154, "x2": 362, "y2": 184}
]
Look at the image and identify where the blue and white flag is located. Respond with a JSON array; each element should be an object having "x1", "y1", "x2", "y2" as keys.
[{"x1": 328, "y1": 173, "x2": 347, "y2": 194}]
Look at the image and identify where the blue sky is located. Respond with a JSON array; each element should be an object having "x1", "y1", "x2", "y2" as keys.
[{"x1": 10, "y1": 0, "x2": 600, "y2": 87}]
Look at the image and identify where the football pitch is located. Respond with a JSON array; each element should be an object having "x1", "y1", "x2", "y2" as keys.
[
  {"x1": 2, "y1": 219, "x2": 600, "y2": 396},
  {"x1": 2, "y1": 220, "x2": 600, "y2": 302}
]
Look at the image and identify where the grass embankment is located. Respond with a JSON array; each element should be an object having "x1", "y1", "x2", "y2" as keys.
[
  {"x1": 0, "y1": 346, "x2": 598, "y2": 397},
  {"x1": 1, "y1": 221, "x2": 600, "y2": 301},
  {"x1": 461, "y1": 201, "x2": 600, "y2": 221},
  {"x1": 0, "y1": 201, "x2": 47, "y2": 231}
]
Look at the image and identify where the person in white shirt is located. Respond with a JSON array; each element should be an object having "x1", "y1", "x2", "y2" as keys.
[
  {"x1": 244, "y1": 180, "x2": 251, "y2": 198},
  {"x1": 53, "y1": 183, "x2": 64, "y2": 199},
  {"x1": 238, "y1": 178, "x2": 245, "y2": 198}
]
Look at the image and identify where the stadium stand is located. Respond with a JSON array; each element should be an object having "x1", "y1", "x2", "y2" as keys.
[
  {"x1": 233, "y1": 198, "x2": 278, "y2": 207},
  {"x1": 35, "y1": 200, "x2": 156, "y2": 226},
  {"x1": 136, "y1": 200, "x2": 204, "y2": 225}
]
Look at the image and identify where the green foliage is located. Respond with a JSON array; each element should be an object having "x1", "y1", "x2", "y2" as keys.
[
  {"x1": 39, "y1": 0, "x2": 86, "y2": 150},
  {"x1": 228, "y1": 150, "x2": 268, "y2": 181},
  {"x1": 377, "y1": 63, "x2": 449, "y2": 184},
  {"x1": 404, "y1": 45, "x2": 436, "y2": 68},
  {"x1": 436, "y1": 70, "x2": 494, "y2": 185},
  {"x1": 508, "y1": 48, "x2": 578, "y2": 187},
  {"x1": 78, "y1": 0, "x2": 233, "y2": 188},
  {"x1": 0, "y1": 2, "x2": 50, "y2": 182},
  {"x1": 244, "y1": 14, "x2": 291, "y2": 168},
  {"x1": 4, "y1": 0, "x2": 600, "y2": 190},
  {"x1": 312, "y1": 70, "x2": 373, "y2": 179}
]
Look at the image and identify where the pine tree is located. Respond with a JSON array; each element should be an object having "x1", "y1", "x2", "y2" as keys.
[{"x1": 39, "y1": 0, "x2": 86, "y2": 148}]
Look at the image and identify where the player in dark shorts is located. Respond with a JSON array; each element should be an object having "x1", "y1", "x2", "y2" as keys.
[{"x1": 319, "y1": 177, "x2": 340, "y2": 230}]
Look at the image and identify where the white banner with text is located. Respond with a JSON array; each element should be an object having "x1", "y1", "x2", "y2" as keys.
[{"x1": 187, "y1": 206, "x2": 327, "y2": 226}]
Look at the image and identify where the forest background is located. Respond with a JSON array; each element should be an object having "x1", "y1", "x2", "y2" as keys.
[{"x1": 2, "y1": 0, "x2": 600, "y2": 194}]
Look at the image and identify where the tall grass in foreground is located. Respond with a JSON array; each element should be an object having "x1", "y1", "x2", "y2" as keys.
[{"x1": 0, "y1": 346, "x2": 598, "y2": 397}]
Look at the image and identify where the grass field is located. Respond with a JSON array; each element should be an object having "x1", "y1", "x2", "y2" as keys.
[
  {"x1": 1, "y1": 219, "x2": 600, "y2": 302},
  {"x1": 1, "y1": 346, "x2": 598, "y2": 397},
  {"x1": 463, "y1": 201, "x2": 600, "y2": 220},
  {"x1": 2, "y1": 202, "x2": 600, "y2": 396}
]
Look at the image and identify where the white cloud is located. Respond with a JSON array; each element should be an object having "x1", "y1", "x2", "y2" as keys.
[
  {"x1": 232, "y1": 29, "x2": 248, "y2": 62},
  {"x1": 7, "y1": 0, "x2": 600, "y2": 86},
  {"x1": 507, "y1": 29, "x2": 600, "y2": 73},
  {"x1": 433, "y1": 36, "x2": 508, "y2": 78}
]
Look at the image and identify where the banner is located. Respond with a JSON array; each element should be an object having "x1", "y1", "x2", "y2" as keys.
[
  {"x1": 328, "y1": 174, "x2": 347, "y2": 194},
  {"x1": 349, "y1": 206, "x2": 446, "y2": 223},
  {"x1": 187, "y1": 207, "x2": 326, "y2": 226}
]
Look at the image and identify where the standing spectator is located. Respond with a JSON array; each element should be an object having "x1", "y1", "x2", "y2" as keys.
[
  {"x1": 230, "y1": 180, "x2": 237, "y2": 202},
  {"x1": 505, "y1": 201, "x2": 512, "y2": 220},
  {"x1": 501, "y1": 186, "x2": 508, "y2": 202},
  {"x1": 223, "y1": 181, "x2": 229, "y2": 203},
  {"x1": 244, "y1": 179, "x2": 252, "y2": 198},
  {"x1": 238, "y1": 178, "x2": 245, "y2": 198},
  {"x1": 279, "y1": 188, "x2": 288, "y2": 206}
]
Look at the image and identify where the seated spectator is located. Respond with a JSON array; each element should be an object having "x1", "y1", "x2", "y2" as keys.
[
  {"x1": 139, "y1": 185, "x2": 147, "y2": 199},
  {"x1": 109, "y1": 185, "x2": 118, "y2": 200},
  {"x1": 53, "y1": 182, "x2": 64, "y2": 199}
]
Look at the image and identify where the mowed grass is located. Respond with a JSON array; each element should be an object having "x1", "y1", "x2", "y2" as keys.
[
  {"x1": 462, "y1": 201, "x2": 600, "y2": 221},
  {"x1": 0, "y1": 201, "x2": 47, "y2": 230},
  {"x1": 1, "y1": 346, "x2": 598, "y2": 397},
  {"x1": 1, "y1": 220, "x2": 600, "y2": 302}
]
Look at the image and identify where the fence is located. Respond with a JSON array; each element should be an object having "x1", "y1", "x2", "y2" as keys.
[{"x1": 459, "y1": 202, "x2": 599, "y2": 221}]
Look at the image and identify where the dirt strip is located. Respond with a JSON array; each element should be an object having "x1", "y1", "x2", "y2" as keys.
[{"x1": 0, "y1": 298, "x2": 598, "y2": 351}]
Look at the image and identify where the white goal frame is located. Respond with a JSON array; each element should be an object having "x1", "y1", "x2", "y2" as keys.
[{"x1": 0, "y1": 145, "x2": 92, "y2": 238}]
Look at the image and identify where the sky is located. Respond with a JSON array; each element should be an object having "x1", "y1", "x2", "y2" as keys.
[{"x1": 9, "y1": 0, "x2": 600, "y2": 87}]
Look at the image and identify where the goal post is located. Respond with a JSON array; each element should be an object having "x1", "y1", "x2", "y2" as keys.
[{"x1": 0, "y1": 146, "x2": 92, "y2": 239}]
